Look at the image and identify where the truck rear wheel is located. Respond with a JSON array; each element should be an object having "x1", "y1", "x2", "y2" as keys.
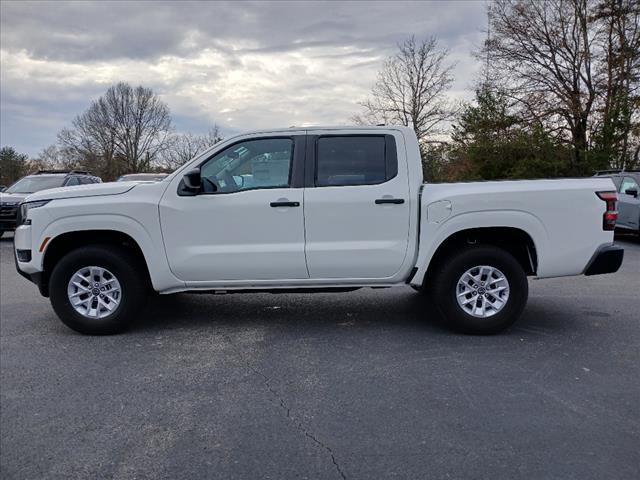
[
  {"x1": 49, "y1": 245, "x2": 148, "y2": 335},
  {"x1": 430, "y1": 245, "x2": 528, "y2": 334}
]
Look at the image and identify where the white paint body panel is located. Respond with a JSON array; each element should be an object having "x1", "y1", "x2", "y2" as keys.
[
  {"x1": 302, "y1": 128, "x2": 413, "y2": 280},
  {"x1": 413, "y1": 178, "x2": 616, "y2": 286},
  {"x1": 159, "y1": 188, "x2": 308, "y2": 282},
  {"x1": 13, "y1": 126, "x2": 616, "y2": 294}
]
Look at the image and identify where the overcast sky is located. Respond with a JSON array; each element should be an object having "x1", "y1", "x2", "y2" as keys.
[{"x1": 1, "y1": 0, "x2": 487, "y2": 157}]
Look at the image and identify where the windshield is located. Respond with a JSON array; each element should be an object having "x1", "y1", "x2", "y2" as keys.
[{"x1": 5, "y1": 176, "x2": 65, "y2": 194}]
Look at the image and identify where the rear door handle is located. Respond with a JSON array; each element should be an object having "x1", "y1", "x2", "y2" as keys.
[
  {"x1": 375, "y1": 198, "x2": 405, "y2": 205},
  {"x1": 270, "y1": 201, "x2": 300, "y2": 207}
]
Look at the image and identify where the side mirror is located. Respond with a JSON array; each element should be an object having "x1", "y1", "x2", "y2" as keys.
[
  {"x1": 183, "y1": 168, "x2": 202, "y2": 191},
  {"x1": 625, "y1": 188, "x2": 638, "y2": 198},
  {"x1": 0, "y1": 186, "x2": 6, "y2": 192}
]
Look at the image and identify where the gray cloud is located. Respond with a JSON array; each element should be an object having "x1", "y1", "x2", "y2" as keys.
[{"x1": 0, "y1": 0, "x2": 486, "y2": 156}]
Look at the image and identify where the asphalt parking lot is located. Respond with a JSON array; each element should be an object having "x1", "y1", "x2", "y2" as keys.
[{"x1": 1, "y1": 233, "x2": 639, "y2": 479}]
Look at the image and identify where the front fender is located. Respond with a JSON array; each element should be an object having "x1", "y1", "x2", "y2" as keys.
[{"x1": 37, "y1": 214, "x2": 183, "y2": 292}]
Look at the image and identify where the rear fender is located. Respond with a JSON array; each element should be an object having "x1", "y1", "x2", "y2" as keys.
[{"x1": 412, "y1": 210, "x2": 548, "y2": 286}]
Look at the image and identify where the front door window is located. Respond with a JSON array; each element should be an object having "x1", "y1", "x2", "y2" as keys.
[{"x1": 200, "y1": 138, "x2": 293, "y2": 193}]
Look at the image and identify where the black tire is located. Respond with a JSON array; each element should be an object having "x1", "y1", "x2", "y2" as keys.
[
  {"x1": 49, "y1": 245, "x2": 148, "y2": 334},
  {"x1": 429, "y1": 245, "x2": 528, "y2": 335}
]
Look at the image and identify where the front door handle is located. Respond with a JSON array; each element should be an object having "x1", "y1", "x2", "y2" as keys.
[
  {"x1": 375, "y1": 198, "x2": 405, "y2": 205},
  {"x1": 270, "y1": 201, "x2": 300, "y2": 207}
]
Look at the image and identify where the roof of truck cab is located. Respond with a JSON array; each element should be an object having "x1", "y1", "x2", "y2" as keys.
[{"x1": 237, "y1": 125, "x2": 413, "y2": 135}]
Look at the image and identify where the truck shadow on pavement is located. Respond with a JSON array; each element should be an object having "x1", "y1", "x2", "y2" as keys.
[{"x1": 128, "y1": 287, "x2": 580, "y2": 339}]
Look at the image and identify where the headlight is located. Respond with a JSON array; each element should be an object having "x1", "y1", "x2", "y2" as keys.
[{"x1": 17, "y1": 200, "x2": 50, "y2": 226}]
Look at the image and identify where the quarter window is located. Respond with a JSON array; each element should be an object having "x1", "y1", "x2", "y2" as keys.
[
  {"x1": 315, "y1": 136, "x2": 395, "y2": 187},
  {"x1": 200, "y1": 138, "x2": 293, "y2": 193}
]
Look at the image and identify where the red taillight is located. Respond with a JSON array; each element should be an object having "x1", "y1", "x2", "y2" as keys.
[{"x1": 596, "y1": 191, "x2": 618, "y2": 231}]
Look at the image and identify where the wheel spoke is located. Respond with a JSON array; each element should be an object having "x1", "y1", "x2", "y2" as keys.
[
  {"x1": 487, "y1": 286, "x2": 507, "y2": 294},
  {"x1": 461, "y1": 295, "x2": 478, "y2": 306},
  {"x1": 485, "y1": 296, "x2": 503, "y2": 310},
  {"x1": 462, "y1": 272, "x2": 477, "y2": 286},
  {"x1": 98, "y1": 296, "x2": 115, "y2": 311},
  {"x1": 71, "y1": 281, "x2": 90, "y2": 292}
]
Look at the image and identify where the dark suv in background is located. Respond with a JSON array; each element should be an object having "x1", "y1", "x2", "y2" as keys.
[
  {"x1": 0, "y1": 170, "x2": 101, "y2": 237},
  {"x1": 594, "y1": 169, "x2": 640, "y2": 234}
]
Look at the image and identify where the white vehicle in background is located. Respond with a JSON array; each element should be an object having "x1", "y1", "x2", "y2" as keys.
[{"x1": 13, "y1": 126, "x2": 623, "y2": 335}]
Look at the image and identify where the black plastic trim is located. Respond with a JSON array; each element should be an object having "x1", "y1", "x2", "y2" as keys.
[
  {"x1": 188, "y1": 287, "x2": 362, "y2": 295},
  {"x1": 584, "y1": 244, "x2": 624, "y2": 276},
  {"x1": 16, "y1": 249, "x2": 31, "y2": 262},
  {"x1": 405, "y1": 267, "x2": 418, "y2": 284}
]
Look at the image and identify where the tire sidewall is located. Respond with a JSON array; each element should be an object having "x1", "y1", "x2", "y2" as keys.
[
  {"x1": 434, "y1": 246, "x2": 528, "y2": 334},
  {"x1": 49, "y1": 246, "x2": 145, "y2": 334}
]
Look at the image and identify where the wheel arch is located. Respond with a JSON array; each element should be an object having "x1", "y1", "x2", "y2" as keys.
[
  {"x1": 40, "y1": 230, "x2": 152, "y2": 297},
  {"x1": 414, "y1": 224, "x2": 542, "y2": 288}
]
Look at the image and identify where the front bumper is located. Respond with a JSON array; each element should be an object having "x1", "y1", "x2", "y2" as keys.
[
  {"x1": 584, "y1": 244, "x2": 624, "y2": 276},
  {"x1": 14, "y1": 245, "x2": 48, "y2": 296}
]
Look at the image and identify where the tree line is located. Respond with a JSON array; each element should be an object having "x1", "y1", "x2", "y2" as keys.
[
  {"x1": 357, "y1": 0, "x2": 639, "y2": 181},
  {"x1": 2, "y1": 0, "x2": 638, "y2": 186}
]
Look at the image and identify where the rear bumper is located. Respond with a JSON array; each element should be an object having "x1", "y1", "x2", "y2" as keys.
[{"x1": 584, "y1": 244, "x2": 624, "y2": 276}]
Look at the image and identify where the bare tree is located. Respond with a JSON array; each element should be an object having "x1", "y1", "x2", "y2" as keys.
[
  {"x1": 58, "y1": 82, "x2": 173, "y2": 179},
  {"x1": 354, "y1": 36, "x2": 456, "y2": 141},
  {"x1": 162, "y1": 125, "x2": 224, "y2": 170},
  {"x1": 484, "y1": 0, "x2": 601, "y2": 171}
]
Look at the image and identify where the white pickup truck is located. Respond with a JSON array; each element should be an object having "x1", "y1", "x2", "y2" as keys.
[{"x1": 14, "y1": 126, "x2": 624, "y2": 335}]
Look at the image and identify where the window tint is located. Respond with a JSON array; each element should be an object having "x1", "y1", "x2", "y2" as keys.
[
  {"x1": 315, "y1": 136, "x2": 394, "y2": 187},
  {"x1": 66, "y1": 177, "x2": 80, "y2": 186},
  {"x1": 200, "y1": 138, "x2": 293, "y2": 193},
  {"x1": 619, "y1": 176, "x2": 639, "y2": 194},
  {"x1": 78, "y1": 177, "x2": 93, "y2": 184}
]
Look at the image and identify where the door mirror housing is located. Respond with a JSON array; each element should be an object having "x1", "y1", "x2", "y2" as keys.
[
  {"x1": 0, "y1": 185, "x2": 6, "y2": 192},
  {"x1": 624, "y1": 188, "x2": 638, "y2": 198},
  {"x1": 183, "y1": 168, "x2": 202, "y2": 191}
]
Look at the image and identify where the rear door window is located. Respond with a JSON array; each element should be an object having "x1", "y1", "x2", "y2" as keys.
[{"x1": 315, "y1": 136, "x2": 396, "y2": 187}]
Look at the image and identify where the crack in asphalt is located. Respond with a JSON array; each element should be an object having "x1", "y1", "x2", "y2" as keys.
[{"x1": 223, "y1": 334, "x2": 347, "y2": 480}]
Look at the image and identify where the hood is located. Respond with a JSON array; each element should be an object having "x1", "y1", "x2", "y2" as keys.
[
  {"x1": 0, "y1": 192, "x2": 29, "y2": 205},
  {"x1": 25, "y1": 182, "x2": 137, "y2": 202}
]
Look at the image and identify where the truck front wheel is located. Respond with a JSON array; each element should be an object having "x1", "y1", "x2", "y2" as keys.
[
  {"x1": 430, "y1": 245, "x2": 528, "y2": 334},
  {"x1": 49, "y1": 245, "x2": 148, "y2": 335}
]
